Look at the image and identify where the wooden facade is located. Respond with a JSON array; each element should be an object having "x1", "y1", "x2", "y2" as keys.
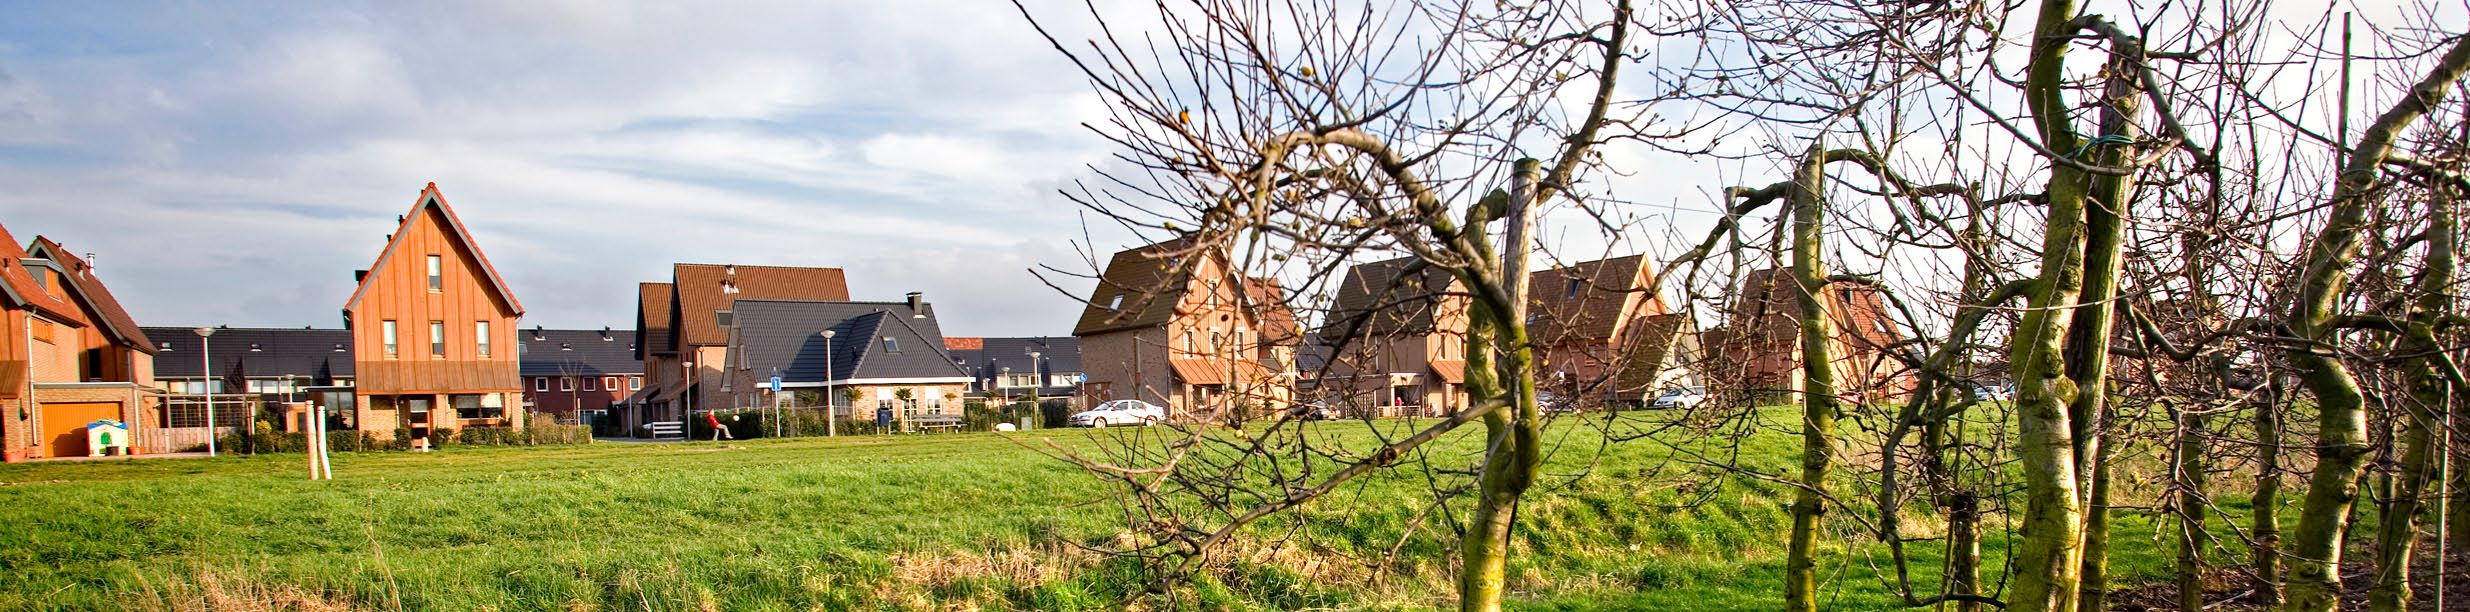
[
  {"x1": 1, "y1": 228, "x2": 163, "y2": 461},
  {"x1": 1074, "y1": 238, "x2": 1299, "y2": 422},
  {"x1": 343, "y1": 184, "x2": 525, "y2": 439}
]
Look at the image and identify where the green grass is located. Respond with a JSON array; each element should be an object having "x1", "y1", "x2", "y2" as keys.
[{"x1": 0, "y1": 411, "x2": 2207, "y2": 611}]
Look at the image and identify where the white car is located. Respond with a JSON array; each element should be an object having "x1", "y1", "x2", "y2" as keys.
[
  {"x1": 1650, "y1": 386, "x2": 1707, "y2": 409},
  {"x1": 1070, "y1": 400, "x2": 1166, "y2": 428}
]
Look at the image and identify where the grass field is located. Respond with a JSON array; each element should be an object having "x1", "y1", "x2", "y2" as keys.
[{"x1": 0, "y1": 410, "x2": 2202, "y2": 611}]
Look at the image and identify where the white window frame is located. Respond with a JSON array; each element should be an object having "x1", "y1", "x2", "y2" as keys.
[
  {"x1": 475, "y1": 321, "x2": 492, "y2": 358},
  {"x1": 426, "y1": 254, "x2": 443, "y2": 291},
  {"x1": 382, "y1": 320, "x2": 399, "y2": 358},
  {"x1": 560, "y1": 377, "x2": 574, "y2": 392},
  {"x1": 429, "y1": 321, "x2": 446, "y2": 358},
  {"x1": 534, "y1": 377, "x2": 548, "y2": 392}
]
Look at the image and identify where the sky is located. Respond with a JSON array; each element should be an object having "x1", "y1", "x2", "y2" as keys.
[
  {"x1": 0, "y1": 1, "x2": 2433, "y2": 338},
  {"x1": 0, "y1": 1, "x2": 1157, "y2": 337}
]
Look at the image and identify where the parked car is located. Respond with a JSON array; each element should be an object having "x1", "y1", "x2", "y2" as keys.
[
  {"x1": 1969, "y1": 383, "x2": 2015, "y2": 401},
  {"x1": 1293, "y1": 401, "x2": 1342, "y2": 421},
  {"x1": 1070, "y1": 399, "x2": 1166, "y2": 427},
  {"x1": 1539, "y1": 390, "x2": 1581, "y2": 414},
  {"x1": 1650, "y1": 386, "x2": 1707, "y2": 410}
]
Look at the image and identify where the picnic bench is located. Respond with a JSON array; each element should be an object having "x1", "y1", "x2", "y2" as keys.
[
  {"x1": 643, "y1": 421, "x2": 686, "y2": 440},
  {"x1": 905, "y1": 413, "x2": 963, "y2": 433}
]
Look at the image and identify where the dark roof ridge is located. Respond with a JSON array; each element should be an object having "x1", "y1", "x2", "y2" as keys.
[
  {"x1": 838, "y1": 310, "x2": 891, "y2": 380},
  {"x1": 874, "y1": 307, "x2": 969, "y2": 378}
]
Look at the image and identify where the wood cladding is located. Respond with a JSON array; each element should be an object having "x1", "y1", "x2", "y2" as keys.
[{"x1": 347, "y1": 186, "x2": 522, "y2": 395}]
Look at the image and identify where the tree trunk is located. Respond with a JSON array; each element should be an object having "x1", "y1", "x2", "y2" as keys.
[
  {"x1": 1458, "y1": 158, "x2": 1544, "y2": 612},
  {"x1": 2279, "y1": 35, "x2": 2470, "y2": 612},
  {"x1": 2366, "y1": 179, "x2": 2459, "y2": 612},
  {"x1": 1784, "y1": 146, "x2": 1841, "y2": 612},
  {"x1": 2254, "y1": 376, "x2": 2286, "y2": 607},
  {"x1": 2174, "y1": 399, "x2": 2212, "y2": 612},
  {"x1": 2079, "y1": 444, "x2": 2116, "y2": 611}
]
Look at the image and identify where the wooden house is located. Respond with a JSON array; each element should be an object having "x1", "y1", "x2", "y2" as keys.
[
  {"x1": 1072, "y1": 237, "x2": 1299, "y2": 422},
  {"x1": 342, "y1": 184, "x2": 525, "y2": 440}
]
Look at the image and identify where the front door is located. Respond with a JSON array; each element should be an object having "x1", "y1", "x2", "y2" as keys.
[
  {"x1": 42, "y1": 402, "x2": 121, "y2": 458},
  {"x1": 405, "y1": 397, "x2": 432, "y2": 438}
]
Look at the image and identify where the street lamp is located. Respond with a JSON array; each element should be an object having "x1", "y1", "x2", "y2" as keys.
[
  {"x1": 822, "y1": 330, "x2": 837, "y2": 437},
  {"x1": 193, "y1": 327, "x2": 216, "y2": 457},
  {"x1": 1028, "y1": 351, "x2": 1042, "y2": 427}
]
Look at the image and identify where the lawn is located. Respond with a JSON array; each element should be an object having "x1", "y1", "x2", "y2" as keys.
[{"x1": 0, "y1": 410, "x2": 2199, "y2": 611}]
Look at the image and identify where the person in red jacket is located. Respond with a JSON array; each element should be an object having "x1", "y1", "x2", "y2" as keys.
[{"x1": 705, "y1": 411, "x2": 734, "y2": 441}]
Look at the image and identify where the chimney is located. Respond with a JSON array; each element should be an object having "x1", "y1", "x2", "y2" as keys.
[
  {"x1": 725, "y1": 264, "x2": 736, "y2": 276},
  {"x1": 354, "y1": 270, "x2": 369, "y2": 283},
  {"x1": 906, "y1": 292, "x2": 924, "y2": 317},
  {"x1": 601, "y1": 326, "x2": 613, "y2": 341},
  {"x1": 81, "y1": 253, "x2": 94, "y2": 275}
]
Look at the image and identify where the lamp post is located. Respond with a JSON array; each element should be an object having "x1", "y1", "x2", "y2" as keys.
[
  {"x1": 194, "y1": 327, "x2": 216, "y2": 457},
  {"x1": 822, "y1": 330, "x2": 837, "y2": 437},
  {"x1": 1028, "y1": 351, "x2": 1042, "y2": 427}
]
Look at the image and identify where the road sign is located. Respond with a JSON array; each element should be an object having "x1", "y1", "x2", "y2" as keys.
[{"x1": 770, "y1": 376, "x2": 782, "y2": 392}]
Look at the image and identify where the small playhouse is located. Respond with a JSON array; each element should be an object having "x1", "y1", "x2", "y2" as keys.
[{"x1": 85, "y1": 420, "x2": 129, "y2": 457}]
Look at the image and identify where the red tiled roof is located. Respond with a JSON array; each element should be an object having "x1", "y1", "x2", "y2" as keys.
[
  {"x1": 671, "y1": 263, "x2": 849, "y2": 347},
  {"x1": 342, "y1": 183, "x2": 525, "y2": 316},
  {"x1": 0, "y1": 222, "x2": 84, "y2": 325},
  {"x1": 944, "y1": 337, "x2": 984, "y2": 351},
  {"x1": 1242, "y1": 276, "x2": 1300, "y2": 345},
  {"x1": 638, "y1": 282, "x2": 674, "y2": 357},
  {"x1": 27, "y1": 237, "x2": 153, "y2": 353}
]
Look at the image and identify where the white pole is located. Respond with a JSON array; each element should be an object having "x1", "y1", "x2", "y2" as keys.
[
  {"x1": 196, "y1": 327, "x2": 216, "y2": 457},
  {"x1": 824, "y1": 330, "x2": 837, "y2": 437}
]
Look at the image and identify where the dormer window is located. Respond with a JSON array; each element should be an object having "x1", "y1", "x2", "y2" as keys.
[
  {"x1": 249, "y1": 343, "x2": 262, "y2": 352},
  {"x1": 1565, "y1": 278, "x2": 1582, "y2": 298},
  {"x1": 1107, "y1": 294, "x2": 1125, "y2": 311},
  {"x1": 884, "y1": 337, "x2": 901, "y2": 354},
  {"x1": 716, "y1": 311, "x2": 734, "y2": 327}
]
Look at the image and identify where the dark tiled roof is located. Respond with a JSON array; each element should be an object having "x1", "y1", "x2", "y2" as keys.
[
  {"x1": 29, "y1": 238, "x2": 153, "y2": 352},
  {"x1": 519, "y1": 328, "x2": 644, "y2": 377},
  {"x1": 730, "y1": 299, "x2": 969, "y2": 383},
  {"x1": 1320, "y1": 256, "x2": 1460, "y2": 343},
  {"x1": 144, "y1": 327, "x2": 355, "y2": 381},
  {"x1": 637, "y1": 282, "x2": 674, "y2": 358},
  {"x1": 1073, "y1": 236, "x2": 1201, "y2": 336},
  {"x1": 1530, "y1": 254, "x2": 1667, "y2": 345},
  {"x1": 0, "y1": 223, "x2": 85, "y2": 325},
  {"x1": 672, "y1": 264, "x2": 849, "y2": 349},
  {"x1": 342, "y1": 183, "x2": 524, "y2": 316}
]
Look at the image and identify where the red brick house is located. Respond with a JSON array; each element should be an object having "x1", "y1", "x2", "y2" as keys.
[
  {"x1": 1316, "y1": 256, "x2": 1469, "y2": 417},
  {"x1": 342, "y1": 184, "x2": 526, "y2": 440},
  {"x1": 1704, "y1": 267, "x2": 1910, "y2": 405},
  {"x1": 1528, "y1": 255, "x2": 1701, "y2": 405},
  {"x1": 630, "y1": 264, "x2": 848, "y2": 431},
  {"x1": 1, "y1": 229, "x2": 163, "y2": 461},
  {"x1": 1074, "y1": 237, "x2": 1299, "y2": 422},
  {"x1": 520, "y1": 327, "x2": 642, "y2": 425}
]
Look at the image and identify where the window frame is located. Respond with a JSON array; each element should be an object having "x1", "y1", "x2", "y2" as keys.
[
  {"x1": 534, "y1": 377, "x2": 548, "y2": 392},
  {"x1": 560, "y1": 377, "x2": 574, "y2": 392},
  {"x1": 426, "y1": 254, "x2": 443, "y2": 291},
  {"x1": 429, "y1": 321, "x2": 446, "y2": 358},
  {"x1": 382, "y1": 320, "x2": 399, "y2": 358},
  {"x1": 475, "y1": 321, "x2": 492, "y2": 358}
]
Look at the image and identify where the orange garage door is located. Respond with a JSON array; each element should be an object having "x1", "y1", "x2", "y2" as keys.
[{"x1": 41, "y1": 402, "x2": 122, "y2": 458}]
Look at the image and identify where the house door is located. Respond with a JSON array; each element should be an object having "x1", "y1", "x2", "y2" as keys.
[
  {"x1": 42, "y1": 402, "x2": 122, "y2": 458},
  {"x1": 404, "y1": 397, "x2": 432, "y2": 438}
]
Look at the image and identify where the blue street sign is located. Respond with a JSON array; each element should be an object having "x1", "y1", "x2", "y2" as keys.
[{"x1": 770, "y1": 376, "x2": 782, "y2": 392}]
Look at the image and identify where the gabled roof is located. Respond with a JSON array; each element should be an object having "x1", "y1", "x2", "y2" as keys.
[
  {"x1": 520, "y1": 327, "x2": 644, "y2": 377},
  {"x1": 637, "y1": 282, "x2": 674, "y2": 359},
  {"x1": 1073, "y1": 236, "x2": 1204, "y2": 336},
  {"x1": 342, "y1": 183, "x2": 525, "y2": 316},
  {"x1": 1243, "y1": 277, "x2": 1301, "y2": 345},
  {"x1": 1320, "y1": 255, "x2": 1462, "y2": 343},
  {"x1": 671, "y1": 263, "x2": 850, "y2": 349},
  {"x1": 28, "y1": 237, "x2": 153, "y2": 353},
  {"x1": 731, "y1": 299, "x2": 970, "y2": 383},
  {"x1": 144, "y1": 327, "x2": 355, "y2": 380},
  {"x1": 1530, "y1": 254, "x2": 1666, "y2": 345},
  {"x1": 0, "y1": 222, "x2": 84, "y2": 324}
]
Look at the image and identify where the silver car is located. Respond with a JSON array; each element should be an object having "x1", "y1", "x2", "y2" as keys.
[{"x1": 1069, "y1": 399, "x2": 1166, "y2": 427}]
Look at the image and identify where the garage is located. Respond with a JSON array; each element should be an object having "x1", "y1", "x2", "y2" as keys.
[{"x1": 41, "y1": 402, "x2": 121, "y2": 458}]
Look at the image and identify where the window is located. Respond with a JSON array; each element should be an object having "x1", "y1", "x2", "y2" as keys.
[
  {"x1": 560, "y1": 377, "x2": 574, "y2": 391},
  {"x1": 583, "y1": 377, "x2": 597, "y2": 391},
  {"x1": 884, "y1": 337, "x2": 901, "y2": 353},
  {"x1": 715, "y1": 310, "x2": 733, "y2": 328},
  {"x1": 1566, "y1": 278, "x2": 1583, "y2": 298},
  {"x1": 452, "y1": 394, "x2": 501, "y2": 419},
  {"x1": 426, "y1": 255, "x2": 442, "y2": 291},
  {"x1": 1184, "y1": 330, "x2": 1197, "y2": 353},
  {"x1": 630, "y1": 376, "x2": 642, "y2": 390},
  {"x1": 534, "y1": 377, "x2": 548, "y2": 392},
  {"x1": 1211, "y1": 332, "x2": 1222, "y2": 351},
  {"x1": 475, "y1": 321, "x2": 492, "y2": 357},
  {"x1": 1108, "y1": 294, "x2": 1125, "y2": 311},
  {"x1": 429, "y1": 321, "x2": 446, "y2": 357},
  {"x1": 603, "y1": 376, "x2": 618, "y2": 390},
  {"x1": 382, "y1": 320, "x2": 399, "y2": 358}
]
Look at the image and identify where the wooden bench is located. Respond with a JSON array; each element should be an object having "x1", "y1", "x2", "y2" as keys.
[
  {"x1": 906, "y1": 413, "x2": 963, "y2": 433},
  {"x1": 643, "y1": 421, "x2": 686, "y2": 440}
]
